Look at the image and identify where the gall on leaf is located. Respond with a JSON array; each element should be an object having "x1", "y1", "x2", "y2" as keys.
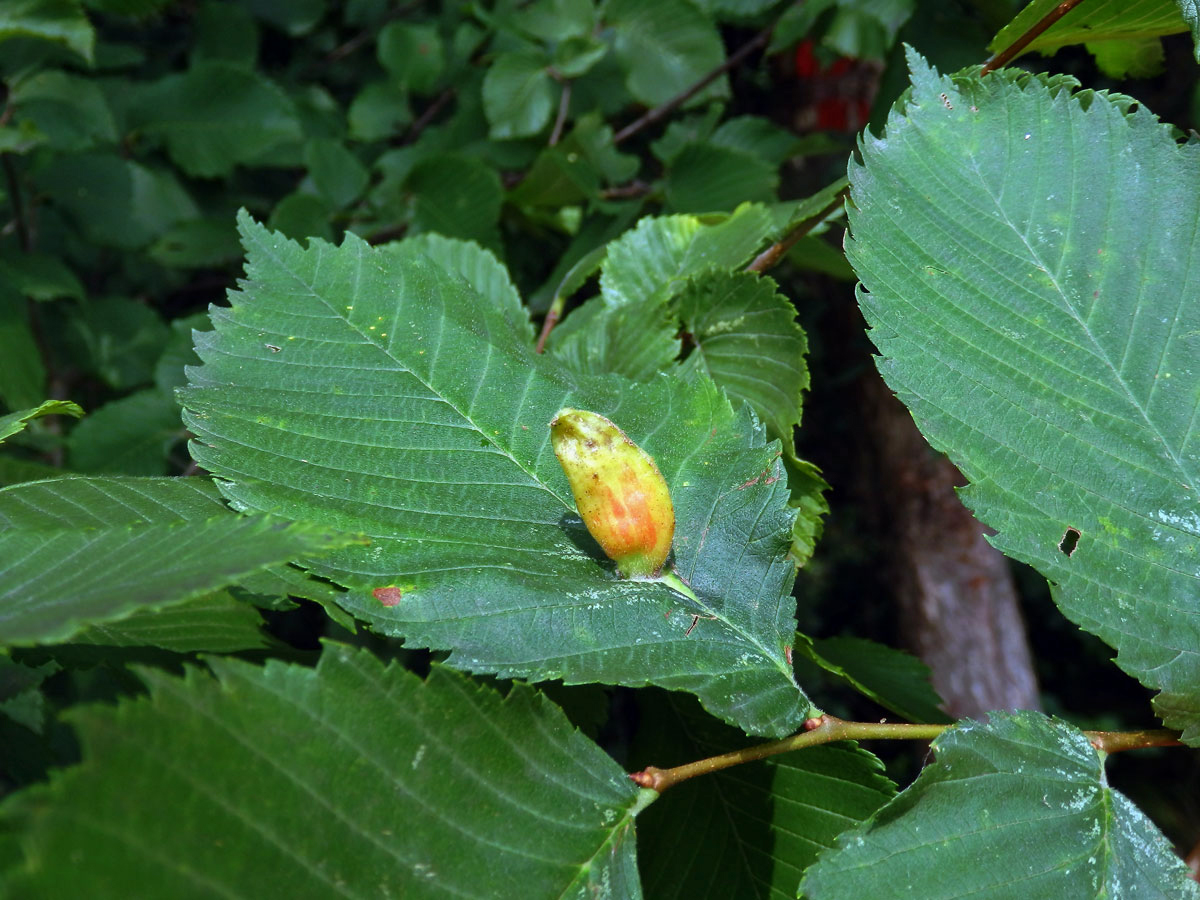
[{"x1": 550, "y1": 408, "x2": 674, "y2": 579}]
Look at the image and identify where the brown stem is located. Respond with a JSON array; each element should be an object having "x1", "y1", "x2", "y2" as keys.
[
  {"x1": 980, "y1": 0, "x2": 1088, "y2": 75},
  {"x1": 2, "y1": 153, "x2": 31, "y2": 252},
  {"x1": 1085, "y1": 728, "x2": 1182, "y2": 755},
  {"x1": 401, "y1": 87, "x2": 455, "y2": 145},
  {"x1": 535, "y1": 304, "x2": 560, "y2": 354},
  {"x1": 613, "y1": 23, "x2": 773, "y2": 146},
  {"x1": 549, "y1": 80, "x2": 571, "y2": 146},
  {"x1": 630, "y1": 715, "x2": 946, "y2": 792},
  {"x1": 745, "y1": 186, "x2": 850, "y2": 274},
  {"x1": 630, "y1": 716, "x2": 1185, "y2": 793}
]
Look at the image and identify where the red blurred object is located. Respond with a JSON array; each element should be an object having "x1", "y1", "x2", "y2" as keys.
[{"x1": 793, "y1": 39, "x2": 872, "y2": 132}]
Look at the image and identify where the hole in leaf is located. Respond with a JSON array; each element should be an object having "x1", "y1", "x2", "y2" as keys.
[{"x1": 1058, "y1": 528, "x2": 1080, "y2": 557}]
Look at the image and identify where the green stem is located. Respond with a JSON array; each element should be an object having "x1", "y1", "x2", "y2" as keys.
[{"x1": 629, "y1": 715, "x2": 1182, "y2": 792}]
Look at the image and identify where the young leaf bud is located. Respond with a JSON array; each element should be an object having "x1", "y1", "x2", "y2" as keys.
[{"x1": 550, "y1": 408, "x2": 675, "y2": 578}]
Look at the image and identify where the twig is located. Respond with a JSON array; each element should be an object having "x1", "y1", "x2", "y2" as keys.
[
  {"x1": 549, "y1": 80, "x2": 571, "y2": 147},
  {"x1": 613, "y1": 23, "x2": 773, "y2": 145},
  {"x1": 745, "y1": 186, "x2": 850, "y2": 274},
  {"x1": 401, "y1": 87, "x2": 455, "y2": 145},
  {"x1": 535, "y1": 304, "x2": 560, "y2": 353},
  {"x1": 629, "y1": 714, "x2": 1183, "y2": 793},
  {"x1": 599, "y1": 180, "x2": 652, "y2": 200},
  {"x1": 980, "y1": 0, "x2": 1088, "y2": 75},
  {"x1": 2, "y1": 153, "x2": 30, "y2": 252},
  {"x1": 1084, "y1": 727, "x2": 1182, "y2": 755}
]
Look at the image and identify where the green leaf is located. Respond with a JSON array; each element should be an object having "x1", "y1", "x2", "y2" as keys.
[
  {"x1": 482, "y1": 50, "x2": 555, "y2": 139},
  {"x1": 180, "y1": 213, "x2": 812, "y2": 736},
  {"x1": 548, "y1": 205, "x2": 778, "y2": 380},
  {"x1": 608, "y1": 0, "x2": 729, "y2": 106},
  {"x1": 241, "y1": 0, "x2": 325, "y2": 36},
  {"x1": 377, "y1": 20, "x2": 444, "y2": 93},
  {"x1": 57, "y1": 296, "x2": 168, "y2": 390},
  {"x1": 66, "y1": 389, "x2": 182, "y2": 475},
  {"x1": 797, "y1": 635, "x2": 951, "y2": 724},
  {"x1": 69, "y1": 589, "x2": 272, "y2": 652},
  {"x1": 847, "y1": 54, "x2": 1200, "y2": 741},
  {"x1": 603, "y1": 204, "x2": 774, "y2": 308},
  {"x1": 634, "y1": 691, "x2": 895, "y2": 900},
  {"x1": 190, "y1": 0, "x2": 258, "y2": 66},
  {"x1": 554, "y1": 33, "x2": 608, "y2": 77},
  {"x1": 822, "y1": 0, "x2": 914, "y2": 60},
  {"x1": 0, "y1": 0, "x2": 94, "y2": 62},
  {"x1": 514, "y1": 0, "x2": 596, "y2": 41},
  {"x1": 800, "y1": 712, "x2": 1200, "y2": 898},
  {"x1": 0, "y1": 251, "x2": 84, "y2": 301},
  {"x1": 35, "y1": 152, "x2": 197, "y2": 249},
  {"x1": 1087, "y1": 35, "x2": 1166, "y2": 77},
  {"x1": 135, "y1": 62, "x2": 303, "y2": 177},
  {"x1": 678, "y1": 270, "x2": 809, "y2": 450},
  {"x1": 0, "y1": 283, "x2": 46, "y2": 410},
  {"x1": 989, "y1": 0, "x2": 1188, "y2": 57},
  {"x1": 404, "y1": 154, "x2": 504, "y2": 250},
  {"x1": 0, "y1": 476, "x2": 350, "y2": 646},
  {"x1": 81, "y1": 0, "x2": 173, "y2": 17},
  {"x1": 347, "y1": 79, "x2": 411, "y2": 141},
  {"x1": 267, "y1": 191, "x2": 333, "y2": 243},
  {"x1": 10, "y1": 69, "x2": 117, "y2": 150},
  {"x1": 664, "y1": 141, "x2": 780, "y2": 214},
  {"x1": 710, "y1": 115, "x2": 802, "y2": 166},
  {"x1": 148, "y1": 217, "x2": 243, "y2": 269},
  {"x1": 386, "y1": 232, "x2": 532, "y2": 343},
  {"x1": 303, "y1": 137, "x2": 369, "y2": 209},
  {"x1": 0, "y1": 656, "x2": 57, "y2": 734},
  {"x1": 0, "y1": 401, "x2": 82, "y2": 445},
  {"x1": 3, "y1": 648, "x2": 648, "y2": 898}
]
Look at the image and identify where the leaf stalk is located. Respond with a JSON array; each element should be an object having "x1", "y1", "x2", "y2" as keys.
[{"x1": 629, "y1": 715, "x2": 1182, "y2": 793}]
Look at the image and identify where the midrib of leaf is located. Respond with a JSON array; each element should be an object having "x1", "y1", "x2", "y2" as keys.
[
  {"x1": 984, "y1": 149, "x2": 1200, "y2": 504},
  {"x1": 243, "y1": 217, "x2": 576, "y2": 518}
]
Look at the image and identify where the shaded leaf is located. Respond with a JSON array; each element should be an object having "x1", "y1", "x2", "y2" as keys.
[
  {"x1": 482, "y1": 50, "x2": 555, "y2": 139},
  {"x1": 304, "y1": 138, "x2": 368, "y2": 209},
  {"x1": 377, "y1": 20, "x2": 444, "y2": 93},
  {"x1": 36, "y1": 152, "x2": 196, "y2": 249},
  {"x1": 10, "y1": 69, "x2": 117, "y2": 150},
  {"x1": 3, "y1": 648, "x2": 648, "y2": 899},
  {"x1": 608, "y1": 0, "x2": 729, "y2": 106},
  {"x1": 404, "y1": 154, "x2": 504, "y2": 250},
  {"x1": 0, "y1": 0, "x2": 94, "y2": 62},
  {"x1": 136, "y1": 62, "x2": 302, "y2": 177},
  {"x1": 800, "y1": 712, "x2": 1200, "y2": 898},
  {"x1": 0, "y1": 284, "x2": 46, "y2": 410},
  {"x1": 664, "y1": 142, "x2": 779, "y2": 214},
  {"x1": 66, "y1": 389, "x2": 182, "y2": 475}
]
